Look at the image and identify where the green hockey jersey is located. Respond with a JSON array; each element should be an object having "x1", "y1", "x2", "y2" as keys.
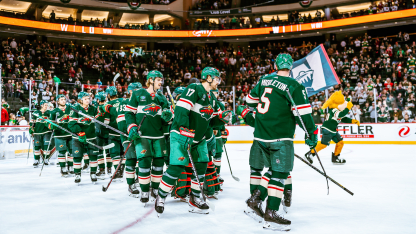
[
  {"x1": 322, "y1": 108, "x2": 353, "y2": 133},
  {"x1": 106, "y1": 98, "x2": 124, "y2": 137},
  {"x1": 246, "y1": 74, "x2": 315, "y2": 142},
  {"x1": 48, "y1": 105, "x2": 71, "y2": 137},
  {"x1": 31, "y1": 110, "x2": 51, "y2": 135},
  {"x1": 95, "y1": 104, "x2": 110, "y2": 138},
  {"x1": 116, "y1": 98, "x2": 130, "y2": 134},
  {"x1": 125, "y1": 89, "x2": 169, "y2": 139},
  {"x1": 68, "y1": 105, "x2": 98, "y2": 140}
]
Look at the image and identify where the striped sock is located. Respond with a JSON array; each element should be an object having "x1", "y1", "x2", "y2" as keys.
[
  {"x1": 267, "y1": 171, "x2": 289, "y2": 211},
  {"x1": 58, "y1": 151, "x2": 66, "y2": 167},
  {"x1": 135, "y1": 161, "x2": 139, "y2": 177},
  {"x1": 97, "y1": 154, "x2": 105, "y2": 169},
  {"x1": 150, "y1": 158, "x2": 164, "y2": 189},
  {"x1": 125, "y1": 158, "x2": 137, "y2": 185},
  {"x1": 83, "y1": 154, "x2": 89, "y2": 165},
  {"x1": 34, "y1": 149, "x2": 41, "y2": 160},
  {"x1": 112, "y1": 156, "x2": 120, "y2": 170},
  {"x1": 138, "y1": 167, "x2": 151, "y2": 192},
  {"x1": 73, "y1": 157, "x2": 82, "y2": 174},
  {"x1": 67, "y1": 153, "x2": 74, "y2": 166},
  {"x1": 259, "y1": 170, "x2": 272, "y2": 201},
  {"x1": 106, "y1": 156, "x2": 113, "y2": 168},
  {"x1": 158, "y1": 165, "x2": 182, "y2": 198},
  {"x1": 285, "y1": 174, "x2": 292, "y2": 191},
  {"x1": 190, "y1": 162, "x2": 207, "y2": 198},
  {"x1": 89, "y1": 155, "x2": 97, "y2": 173},
  {"x1": 250, "y1": 166, "x2": 262, "y2": 194}
]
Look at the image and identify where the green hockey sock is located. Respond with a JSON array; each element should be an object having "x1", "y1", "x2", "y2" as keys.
[
  {"x1": 151, "y1": 157, "x2": 164, "y2": 190},
  {"x1": 89, "y1": 155, "x2": 97, "y2": 173},
  {"x1": 158, "y1": 165, "x2": 183, "y2": 198},
  {"x1": 284, "y1": 173, "x2": 292, "y2": 191},
  {"x1": 58, "y1": 151, "x2": 66, "y2": 168},
  {"x1": 34, "y1": 146, "x2": 41, "y2": 160},
  {"x1": 190, "y1": 162, "x2": 207, "y2": 198},
  {"x1": 213, "y1": 153, "x2": 222, "y2": 175},
  {"x1": 125, "y1": 158, "x2": 137, "y2": 185},
  {"x1": 83, "y1": 154, "x2": 89, "y2": 165},
  {"x1": 259, "y1": 170, "x2": 272, "y2": 201},
  {"x1": 138, "y1": 157, "x2": 151, "y2": 192},
  {"x1": 135, "y1": 160, "x2": 139, "y2": 176},
  {"x1": 106, "y1": 155, "x2": 112, "y2": 168},
  {"x1": 267, "y1": 171, "x2": 289, "y2": 211},
  {"x1": 250, "y1": 166, "x2": 262, "y2": 194},
  {"x1": 73, "y1": 157, "x2": 82, "y2": 174},
  {"x1": 112, "y1": 155, "x2": 120, "y2": 170},
  {"x1": 97, "y1": 153, "x2": 105, "y2": 169},
  {"x1": 67, "y1": 154, "x2": 73, "y2": 166}
]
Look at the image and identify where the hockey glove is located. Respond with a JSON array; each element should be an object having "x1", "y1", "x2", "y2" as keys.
[
  {"x1": 219, "y1": 110, "x2": 236, "y2": 124},
  {"x1": 99, "y1": 104, "x2": 112, "y2": 114},
  {"x1": 305, "y1": 127, "x2": 318, "y2": 149},
  {"x1": 352, "y1": 119, "x2": 360, "y2": 126},
  {"x1": 48, "y1": 123, "x2": 56, "y2": 130},
  {"x1": 179, "y1": 127, "x2": 195, "y2": 151},
  {"x1": 29, "y1": 127, "x2": 34, "y2": 135},
  {"x1": 161, "y1": 108, "x2": 173, "y2": 122},
  {"x1": 236, "y1": 105, "x2": 250, "y2": 118},
  {"x1": 78, "y1": 132, "x2": 87, "y2": 143},
  {"x1": 128, "y1": 126, "x2": 141, "y2": 141},
  {"x1": 221, "y1": 129, "x2": 229, "y2": 144}
]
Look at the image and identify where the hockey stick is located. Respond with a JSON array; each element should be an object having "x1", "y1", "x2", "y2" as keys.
[
  {"x1": 40, "y1": 131, "x2": 54, "y2": 176},
  {"x1": 187, "y1": 146, "x2": 216, "y2": 211},
  {"x1": 285, "y1": 88, "x2": 330, "y2": 195},
  {"x1": 32, "y1": 113, "x2": 113, "y2": 150},
  {"x1": 102, "y1": 115, "x2": 146, "y2": 192},
  {"x1": 70, "y1": 107, "x2": 128, "y2": 138},
  {"x1": 166, "y1": 86, "x2": 176, "y2": 109},
  {"x1": 223, "y1": 145, "x2": 240, "y2": 182},
  {"x1": 27, "y1": 134, "x2": 32, "y2": 164},
  {"x1": 113, "y1": 73, "x2": 120, "y2": 86},
  {"x1": 294, "y1": 154, "x2": 354, "y2": 196}
]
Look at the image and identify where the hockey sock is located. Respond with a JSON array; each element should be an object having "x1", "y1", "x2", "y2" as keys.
[
  {"x1": 158, "y1": 165, "x2": 183, "y2": 198},
  {"x1": 34, "y1": 146, "x2": 41, "y2": 160},
  {"x1": 67, "y1": 153, "x2": 74, "y2": 166},
  {"x1": 259, "y1": 170, "x2": 272, "y2": 201},
  {"x1": 122, "y1": 158, "x2": 126, "y2": 165},
  {"x1": 112, "y1": 155, "x2": 120, "y2": 170},
  {"x1": 58, "y1": 151, "x2": 66, "y2": 167},
  {"x1": 267, "y1": 171, "x2": 289, "y2": 211},
  {"x1": 89, "y1": 155, "x2": 97, "y2": 173},
  {"x1": 284, "y1": 173, "x2": 292, "y2": 191},
  {"x1": 205, "y1": 161, "x2": 219, "y2": 195},
  {"x1": 151, "y1": 157, "x2": 164, "y2": 190},
  {"x1": 174, "y1": 166, "x2": 192, "y2": 197},
  {"x1": 311, "y1": 143, "x2": 327, "y2": 154},
  {"x1": 334, "y1": 141, "x2": 344, "y2": 156},
  {"x1": 83, "y1": 154, "x2": 90, "y2": 165},
  {"x1": 138, "y1": 157, "x2": 152, "y2": 192},
  {"x1": 250, "y1": 166, "x2": 262, "y2": 194},
  {"x1": 73, "y1": 157, "x2": 82, "y2": 174},
  {"x1": 213, "y1": 153, "x2": 222, "y2": 175},
  {"x1": 190, "y1": 162, "x2": 207, "y2": 198},
  {"x1": 125, "y1": 158, "x2": 137, "y2": 185},
  {"x1": 106, "y1": 155, "x2": 113, "y2": 168},
  {"x1": 135, "y1": 160, "x2": 139, "y2": 177},
  {"x1": 97, "y1": 153, "x2": 105, "y2": 169}
]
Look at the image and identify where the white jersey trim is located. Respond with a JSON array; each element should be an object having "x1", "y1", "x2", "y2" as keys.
[{"x1": 254, "y1": 137, "x2": 294, "y2": 142}]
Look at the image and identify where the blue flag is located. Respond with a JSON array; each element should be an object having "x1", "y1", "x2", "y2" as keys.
[{"x1": 289, "y1": 44, "x2": 340, "y2": 97}]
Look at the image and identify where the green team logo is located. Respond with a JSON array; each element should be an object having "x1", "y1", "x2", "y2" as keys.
[
  {"x1": 142, "y1": 103, "x2": 161, "y2": 117},
  {"x1": 199, "y1": 105, "x2": 214, "y2": 120}
]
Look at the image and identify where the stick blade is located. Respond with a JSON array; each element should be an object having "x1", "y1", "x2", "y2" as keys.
[
  {"x1": 232, "y1": 175, "x2": 240, "y2": 182},
  {"x1": 103, "y1": 143, "x2": 115, "y2": 150},
  {"x1": 102, "y1": 186, "x2": 107, "y2": 192}
]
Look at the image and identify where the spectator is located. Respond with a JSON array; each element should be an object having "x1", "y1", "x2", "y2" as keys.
[
  {"x1": 50, "y1": 10, "x2": 56, "y2": 22},
  {"x1": 1, "y1": 105, "x2": 9, "y2": 125},
  {"x1": 42, "y1": 87, "x2": 52, "y2": 101}
]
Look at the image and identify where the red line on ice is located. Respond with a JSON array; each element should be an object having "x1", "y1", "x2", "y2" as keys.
[{"x1": 112, "y1": 208, "x2": 154, "y2": 234}]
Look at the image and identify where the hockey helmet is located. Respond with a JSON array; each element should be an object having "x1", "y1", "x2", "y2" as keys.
[
  {"x1": 172, "y1": 86, "x2": 186, "y2": 100},
  {"x1": 40, "y1": 100, "x2": 49, "y2": 106},
  {"x1": 56, "y1": 94, "x2": 66, "y2": 101},
  {"x1": 106, "y1": 86, "x2": 118, "y2": 96},
  {"x1": 188, "y1": 78, "x2": 200, "y2": 84},
  {"x1": 78, "y1": 91, "x2": 89, "y2": 100},
  {"x1": 275, "y1": 53, "x2": 293, "y2": 70},
  {"x1": 147, "y1": 70, "x2": 163, "y2": 80},
  {"x1": 201, "y1": 67, "x2": 220, "y2": 81},
  {"x1": 95, "y1": 92, "x2": 107, "y2": 102},
  {"x1": 127, "y1": 83, "x2": 137, "y2": 92}
]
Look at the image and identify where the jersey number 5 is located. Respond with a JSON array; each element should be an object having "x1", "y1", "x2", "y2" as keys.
[{"x1": 257, "y1": 88, "x2": 272, "y2": 114}]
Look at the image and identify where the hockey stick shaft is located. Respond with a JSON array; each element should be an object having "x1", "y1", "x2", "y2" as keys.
[
  {"x1": 285, "y1": 88, "x2": 330, "y2": 194},
  {"x1": 166, "y1": 86, "x2": 176, "y2": 109},
  {"x1": 102, "y1": 115, "x2": 146, "y2": 192},
  {"x1": 27, "y1": 134, "x2": 32, "y2": 164},
  {"x1": 70, "y1": 107, "x2": 128, "y2": 138},
  {"x1": 40, "y1": 131, "x2": 54, "y2": 176},
  {"x1": 186, "y1": 147, "x2": 208, "y2": 203},
  {"x1": 295, "y1": 154, "x2": 354, "y2": 196},
  {"x1": 32, "y1": 113, "x2": 104, "y2": 150},
  {"x1": 223, "y1": 145, "x2": 240, "y2": 181}
]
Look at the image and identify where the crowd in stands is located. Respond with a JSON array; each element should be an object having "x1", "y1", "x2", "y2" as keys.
[{"x1": 1, "y1": 27, "x2": 416, "y2": 125}]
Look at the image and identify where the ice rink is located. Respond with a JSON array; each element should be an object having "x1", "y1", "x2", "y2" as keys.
[{"x1": 0, "y1": 143, "x2": 415, "y2": 234}]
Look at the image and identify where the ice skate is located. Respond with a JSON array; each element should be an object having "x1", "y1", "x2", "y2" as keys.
[
  {"x1": 134, "y1": 177, "x2": 140, "y2": 187},
  {"x1": 206, "y1": 191, "x2": 219, "y2": 200},
  {"x1": 173, "y1": 193, "x2": 189, "y2": 203},
  {"x1": 149, "y1": 188, "x2": 158, "y2": 202},
  {"x1": 107, "y1": 167, "x2": 112, "y2": 176},
  {"x1": 188, "y1": 193, "x2": 209, "y2": 214},
  {"x1": 33, "y1": 160, "x2": 39, "y2": 168},
  {"x1": 332, "y1": 153, "x2": 346, "y2": 164},
  {"x1": 282, "y1": 189, "x2": 292, "y2": 213},
  {"x1": 68, "y1": 165, "x2": 74, "y2": 175},
  {"x1": 90, "y1": 172, "x2": 97, "y2": 184},
  {"x1": 43, "y1": 158, "x2": 49, "y2": 165},
  {"x1": 82, "y1": 163, "x2": 90, "y2": 173},
  {"x1": 244, "y1": 189, "x2": 264, "y2": 223},
  {"x1": 263, "y1": 207, "x2": 291, "y2": 231},
  {"x1": 128, "y1": 184, "x2": 140, "y2": 198},
  {"x1": 155, "y1": 195, "x2": 166, "y2": 218},
  {"x1": 305, "y1": 151, "x2": 315, "y2": 164},
  {"x1": 141, "y1": 191, "x2": 149, "y2": 205},
  {"x1": 113, "y1": 167, "x2": 123, "y2": 182},
  {"x1": 118, "y1": 164, "x2": 125, "y2": 178},
  {"x1": 60, "y1": 167, "x2": 69, "y2": 177},
  {"x1": 96, "y1": 168, "x2": 106, "y2": 180},
  {"x1": 75, "y1": 173, "x2": 81, "y2": 184}
]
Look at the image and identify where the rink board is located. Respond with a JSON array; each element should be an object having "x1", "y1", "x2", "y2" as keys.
[
  {"x1": 227, "y1": 123, "x2": 416, "y2": 144},
  {"x1": 0, "y1": 126, "x2": 32, "y2": 159}
]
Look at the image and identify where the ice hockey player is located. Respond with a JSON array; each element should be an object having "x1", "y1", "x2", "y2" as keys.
[
  {"x1": 244, "y1": 54, "x2": 318, "y2": 231},
  {"x1": 305, "y1": 91, "x2": 360, "y2": 164},
  {"x1": 115, "y1": 82, "x2": 142, "y2": 198},
  {"x1": 47, "y1": 94, "x2": 74, "y2": 176},
  {"x1": 30, "y1": 100, "x2": 53, "y2": 167},
  {"x1": 125, "y1": 71, "x2": 172, "y2": 204},
  {"x1": 211, "y1": 89, "x2": 227, "y2": 184},
  {"x1": 155, "y1": 67, "x2": 234, "y2": 216},
  {"x1": 94, "y1": 91, "x2": 110, "y2": 179},
  {"x1": 68, "y1": 92, "x2": 99, "y2": 184}
]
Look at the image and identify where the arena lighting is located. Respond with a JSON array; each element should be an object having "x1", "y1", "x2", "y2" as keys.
[{"x1": 0, "y1": 9, "x2": 416, "y2": 38}]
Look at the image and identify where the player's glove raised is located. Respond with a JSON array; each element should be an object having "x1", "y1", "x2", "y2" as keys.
[
  {"x1": 99, "y1": 104, "x2": 112, "y2": 114},
  {"x1": 236, "y1": 105, "x2": 250, "y2": 118},
  {"x1": 179, "y1": 127, "x2": 195, "y2": 151},
  {"x1": 161, "y1": 108, "x2": 173, "y2": 122},
  {"x1": 219, "y1": 110, "x2": 236, "y2": 124},
  {"x1": 305, "y1": 127, "x2": 318, "y2": 149},
  {"x1": 78, "y1": 132, "x2": 87, "y2": 143},
  {"x1": 352, "y1": 119, "x2": 360, "y2": 126},
  {"x1": 128, "y1": 125, "x2": 141, "y2": 141}
]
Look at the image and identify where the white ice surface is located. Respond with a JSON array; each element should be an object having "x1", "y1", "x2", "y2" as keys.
[{"x1": 0, "y1": 144, "x2": 415, "y2": 234}]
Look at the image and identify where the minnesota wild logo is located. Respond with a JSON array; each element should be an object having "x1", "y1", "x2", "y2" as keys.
[
  {"x1": 199, "y1": 105, "x2": 214, "y2": 120},
  {"x1": 178, "y1": 157, "x2": 185, "y2": 161},
  {"x1": 142, "y1": 103, "x2": 161, "y2": 117},
  {"x1": 127, "y1": 0, "x2": 141, "y2": 10}
]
